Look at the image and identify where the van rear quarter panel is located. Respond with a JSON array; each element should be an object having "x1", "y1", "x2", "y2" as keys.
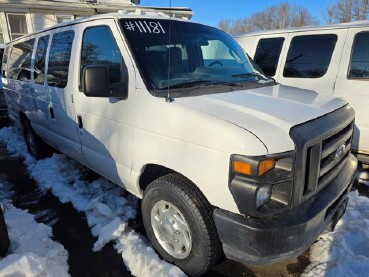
[
  {"x1": 334, "y1": 27, "x2": 369, "y2": 155},
  {"x1": 235, "y1": 35, "x2": 255, "y2": 56}
]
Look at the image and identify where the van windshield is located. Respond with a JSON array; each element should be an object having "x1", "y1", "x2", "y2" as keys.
[{"x1": 120, "y1": 19, "x2": 273, "y2": 95}]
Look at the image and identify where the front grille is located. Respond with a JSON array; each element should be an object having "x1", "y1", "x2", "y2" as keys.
[
  {"x1": 318, "y1": 122, "x2": 353, "y2": 187},
  {"x1": 303, "y1": 122, "x2": 353, "y2": 197},
  {"x1": 289, "y1": 105, "x2": 355, "y2": 207}
]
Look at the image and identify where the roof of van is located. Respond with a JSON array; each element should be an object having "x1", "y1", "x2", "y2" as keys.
[
  {"x1": 233, "y1": 20, "x2": 369, "y2": 38},
  {"x1": 6, "y1": 10, "x2": 194, "y2": 45}
]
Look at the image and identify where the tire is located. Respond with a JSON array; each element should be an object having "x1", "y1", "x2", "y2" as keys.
[
  {"x1": 141, "y1": 173, "x2": 223, "y2": 276},
  {"x1": 23, "y1": 120, "x2": 53, "y2": 160},
  {"x1": 0, "y1": 208, "x2": 9, "y2": 257}
]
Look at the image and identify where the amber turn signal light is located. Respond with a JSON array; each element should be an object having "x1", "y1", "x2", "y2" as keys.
[
  {"x1": 258, "y1": 159, "x2": 276, "y2": 176},
  {"x1": 233, "y1": 161, "x2": 252, "y2": 175}
]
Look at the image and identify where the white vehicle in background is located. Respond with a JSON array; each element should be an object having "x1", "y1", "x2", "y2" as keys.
[
  {"x1": 1, "y1": 12, "x2": 357, "y2": 276},
  {"x1": 0, "y1": 44, "x2": 7, "y2": 123},
  {"x1": 234, "y1": 21, "x2": 369, "y2": 179}
]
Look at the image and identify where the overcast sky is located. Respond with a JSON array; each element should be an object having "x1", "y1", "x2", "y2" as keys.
[{"x1": 140, "y1": 0, "x2": 336, "y2": 26}]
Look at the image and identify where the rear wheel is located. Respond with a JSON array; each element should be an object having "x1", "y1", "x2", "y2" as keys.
[
  {"x1": 141, "y1": 173, "x2": 223, "y2": 276},
  {"x1": 23, "y1": 120, "x2": 53, "y2": 160}
]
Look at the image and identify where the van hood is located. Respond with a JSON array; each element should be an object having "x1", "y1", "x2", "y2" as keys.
[{"x1": 176, "y1": 84, "x2": 348, "y2": 153}]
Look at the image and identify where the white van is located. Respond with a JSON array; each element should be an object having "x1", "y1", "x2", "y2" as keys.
[
  {"x1": 2, "y1": 12, "x2": 357, "y2": 276},
  {"x1": 234, "y1": 21, "x2": 369, "y2": 172}
]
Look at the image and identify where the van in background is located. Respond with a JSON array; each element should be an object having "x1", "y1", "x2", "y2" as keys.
[
  {"x1": 0, "y1": 44, "x2": 7, "y2": 123},
  {"x1": 234, "y1": 21, "x2": 369, "y2": 179}
]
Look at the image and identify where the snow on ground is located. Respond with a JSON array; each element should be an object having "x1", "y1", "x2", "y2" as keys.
[
  {"x1": 303, "y1": 191, "x2": 369, "y2": 277},
  {"x1": 0, "y1": 127, "x2": 185, "y2": 277},
  {"x1": 0, "y1": 179, "x2": 69, "y2": 277}
]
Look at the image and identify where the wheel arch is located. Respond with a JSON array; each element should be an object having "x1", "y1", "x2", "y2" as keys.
[{"x1": 138, "y1": 164, "x2": 211, "y2": 205}]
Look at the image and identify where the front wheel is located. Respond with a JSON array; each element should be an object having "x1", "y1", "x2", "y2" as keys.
[{"x1": 141, "y1": 173, "x2": 222, "y2": 276}]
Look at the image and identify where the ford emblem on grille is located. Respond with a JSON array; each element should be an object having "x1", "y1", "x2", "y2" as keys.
[{"x1": 334, "y1": 143, "x2": 346, "y2": 160}]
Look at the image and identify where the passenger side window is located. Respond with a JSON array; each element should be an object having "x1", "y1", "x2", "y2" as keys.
[
  {"x1": 1, "y1": 47, "x2": 8, "y2": 77},
  {"x1": 34, "y1": 35, "x2": 49, "y2": 85},
  {"x1": 201, "y1": 40, "x2": 233, "y2": 66},
  {"x1": 8, "y1": 39, "x2": 35, "y2": 81},
  {"x1": 348, "y1": 32, "x2": 369, "y2": 79},
  {"x1": 81, "y1": 26, "x2": 122, "y2": 85},
  {"x1": 283, "y1": 35, "x2": 337, "y2": 78},
  {"x1": 47, "y1": 31, "x2": 74, "y2": 88},
  {"x1": 254, "y1": 37, "x2": 284, "y2": 77}
]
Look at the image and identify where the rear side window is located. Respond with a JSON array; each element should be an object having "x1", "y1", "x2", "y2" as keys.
[
  {"x1": 0, "y1": 48, "x2": 4, "y2": 71},
  {"x1": 47, "y1": 31, "x2": 74, "y2": 88},
  {"x1": 81, "y1": 26, "x2": 122, "y2": 84},
  {"x1": 2, "y1": 47, "x2": 8, "y2": 77},
  {"x1": 254, "y1": 37, "x2": 285, "y2": 77},
  {"x1": 8, "y1": 39, "x2": 35, "y2": 81},
  {"x1": 283, "y1": 34, "x2": 337, "y2": 78},
  {"x1": 35, "y1": 35, "x2": 49, "y2": 84},
  {"x1": 348, "y1": 32, "x2": 369, "y2": 79}
]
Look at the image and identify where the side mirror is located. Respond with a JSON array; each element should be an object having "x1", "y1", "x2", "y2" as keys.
[{"x1": 82, "y1": 65, "x2": 128, "y2": 99}]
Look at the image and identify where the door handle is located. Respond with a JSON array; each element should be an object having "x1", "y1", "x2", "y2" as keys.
[
  {"x1": 77, "y1": 115, "x2": 83, "y2": 129},
  {"x1": 49, "y1": 107, "x2": 55, "y2": 119}
]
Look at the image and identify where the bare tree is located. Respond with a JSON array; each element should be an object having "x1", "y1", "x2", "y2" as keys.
[
  {"x1": 217, "y1": 2, "x2": 316, "y2": 34},
  {"x1": 323, "y1": 0, "x2": 369, "y2": 23},
  {"x1": 217, "y1": 19, "x2": 233, "y2": 34}
]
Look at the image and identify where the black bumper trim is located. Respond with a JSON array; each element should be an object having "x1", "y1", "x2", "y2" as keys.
[{"x1": 214, "y1": 154, "x2": 357, "y2": 265}]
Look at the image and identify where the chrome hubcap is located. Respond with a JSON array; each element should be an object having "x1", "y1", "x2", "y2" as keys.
[{"x1": 151, "y1": 200, "x2": 192, "y2": 259}]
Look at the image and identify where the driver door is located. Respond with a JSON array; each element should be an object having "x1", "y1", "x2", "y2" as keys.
[{"x1": 71, "y1": 20, "x2": 135, "y2": 188}]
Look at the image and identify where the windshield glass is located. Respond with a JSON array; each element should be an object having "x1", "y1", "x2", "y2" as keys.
[{"x1": 119, "y1": 19, "x2": 272, "y2": 93}]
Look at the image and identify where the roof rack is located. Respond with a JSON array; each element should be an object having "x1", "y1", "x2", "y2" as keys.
[
  {"x1": 118, "y1": 9, "x2": 169, "y2": 17},
  {"x1": 118, "y1": 8, "x2": 189, "y2": 20}
]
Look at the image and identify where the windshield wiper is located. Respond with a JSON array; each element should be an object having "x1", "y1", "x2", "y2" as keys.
[
  {"x1": 232, "y1": 72, "x2": 275, "y2": 83},
  {"x1": 232, "y1": 72, "x2": 264, "y2": 78},
  {"x1": 162, "y1": 80, "x2": 242, "y2": 90}
]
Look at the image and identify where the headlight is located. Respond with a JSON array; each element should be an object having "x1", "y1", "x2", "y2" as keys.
[
  {"x1": 256, "y1": 186, "x2": 272, "y2": 208},
  {"x1": 229, "y1": 152, "x2": 295, "y2": 217}
]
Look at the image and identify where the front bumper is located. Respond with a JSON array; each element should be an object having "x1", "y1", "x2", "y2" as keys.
[{"x1": 214, "y1": 153, "x2": 357, "y2": 265}]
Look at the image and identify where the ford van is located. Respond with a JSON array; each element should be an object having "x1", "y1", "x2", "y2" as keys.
[{"x1": 2, "y1": 12, "x2": 357, "y2": 276}]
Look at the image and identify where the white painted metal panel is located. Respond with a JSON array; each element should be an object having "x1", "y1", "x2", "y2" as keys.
[{"x1": 334, "y1": 27, "x2": 369, "y2": 156}]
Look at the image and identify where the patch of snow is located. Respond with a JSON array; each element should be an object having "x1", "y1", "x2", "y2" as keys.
[
  {"x1": 303, "y1": 190, "x2": 369, "y2": 277},
  {"x1": 116, "y1": 230, "x2": 185, "y2": 277},
  {"x1": 0, "y1": 127, "x2": 185, "y2": 277},
  {"x1": 0, "y1": 179, "x2": 69, "y2": 277}
]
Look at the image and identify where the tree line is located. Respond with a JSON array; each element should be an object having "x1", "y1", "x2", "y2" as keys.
[{"x1": 218, "y1": 0, "x2": 369, "y2": 34}]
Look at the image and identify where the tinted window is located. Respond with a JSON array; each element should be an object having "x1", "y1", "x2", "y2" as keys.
[
  {"x1": 201, "y1": 40, "x2": 234, "y2": 67},
  {"x1": 120, "y1": 19, "x2": 269, "y2": 93},
  {"x1": 35, "y1": 35, "x2": 49, "y2": 84},
  {"x1": 1, "y1": 47, "x2": 7, "y2": 77},
  {"x1": 81, "y1": 26, "x2": 122, "y2": 84},
  {"x1": 283, "y1": 35, "x2": 337, "y2": 78},
  {"x1": 8, "y1": 39, "x2": 35, "y2": 81},
  {"x1": 47, "y1": 31, "x2": 74, "y2": 88},
  {"x1": 254, "y1": 37, "x2": 284, "y2": 77},
  {"x1": 349, "y1": 32, "x2": 369, "y2": 79},
  {"x1": 0, "y1": 48, "x2": 4, "y2": 76}
]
